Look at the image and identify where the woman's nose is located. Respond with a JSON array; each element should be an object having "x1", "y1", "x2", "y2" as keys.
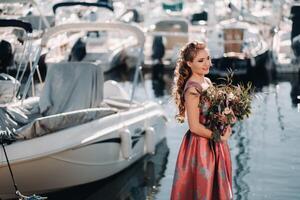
[{"x1": 205, "y1": 59, "x2": 212, "y2": 66}]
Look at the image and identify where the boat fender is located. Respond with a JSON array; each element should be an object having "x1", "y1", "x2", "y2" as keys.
[
  {"x1": 145, "y1": 127, "x2": 155, "y2": 154},
  {"x1": 120, "y1": 129, "x2": 132, "y2": 160}
]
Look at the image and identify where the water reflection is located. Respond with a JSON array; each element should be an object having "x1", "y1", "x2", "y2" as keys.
[
  {"x1": 270, "y1": 71, "x2": 300, "y2": 134},
  {"x1": 45, "y1": 139, "x2": 169, "y2": 200},
  {"x1": 229, "y1": 65, "x2": 275, "y2": 199},
  {"x1": 290, "y1": 76, "x2": 300, "y2": 107},
  {"x1": 275, "y1": 72, "x2": 300, "y2": 107},
  {"x1": 152, "y1": 62, "x2": 166, "y2": 97},
  {"x1": 233, "y1": 124, "x2": 250, "y2": 200}
]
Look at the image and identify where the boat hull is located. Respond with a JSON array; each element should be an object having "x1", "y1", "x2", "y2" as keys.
[
  {"x1": 211, "y1": 50, "x2": 269, "y2": 76},
  {"x1": 0, "y1": 103, "x2": 166, "y2": 199}
]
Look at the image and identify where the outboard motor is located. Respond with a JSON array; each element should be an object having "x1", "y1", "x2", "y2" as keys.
[
  {"x1": 151, "y1": 36, "x2": 165, "y2": 62},
  {"x1": 0, "y1": 40, "x2": 14, "y2": 73},
  {"x1": 68, "y1": 38, "x2": 86, "y2": 61}
]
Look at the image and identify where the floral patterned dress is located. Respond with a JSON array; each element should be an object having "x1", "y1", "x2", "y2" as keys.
[{"x1": 170, "y1": 81, "x2": 233, "y2": 200}]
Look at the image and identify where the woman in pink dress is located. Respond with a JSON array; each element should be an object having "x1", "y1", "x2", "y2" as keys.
[{"x1": 171, "y1": 42, "x2": 233, "y2": 200}]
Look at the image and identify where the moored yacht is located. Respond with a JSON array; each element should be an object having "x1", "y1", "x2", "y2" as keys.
[{"x1": 0, "y1": 22, "x2": 167, "y2": 199}]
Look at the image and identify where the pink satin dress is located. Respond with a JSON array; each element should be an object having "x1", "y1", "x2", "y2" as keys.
[{"x1": 170, "y1": 81, "x2": 233, "y2": 200}]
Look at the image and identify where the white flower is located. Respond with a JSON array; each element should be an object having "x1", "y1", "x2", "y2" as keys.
[
  {"x1": 201, "y1": 82, "x2": 210, "y2": 91},
  {"x1": 228, "y1": 92, "x2": 235, "y2": 101}
]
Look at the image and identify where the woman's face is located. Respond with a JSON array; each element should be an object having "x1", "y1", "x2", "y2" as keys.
[{"x1": 187, "y1": 49, "x2": 212, "y2": 76}]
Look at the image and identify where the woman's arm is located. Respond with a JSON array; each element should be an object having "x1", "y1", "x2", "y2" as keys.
[{"x1": 184, "y1": 87, "x2": 213, "y2": 139}]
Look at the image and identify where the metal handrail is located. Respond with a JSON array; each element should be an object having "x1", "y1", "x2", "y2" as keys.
[{"x1": 22, "y1": 22, "x2": 146, "y2": 104}]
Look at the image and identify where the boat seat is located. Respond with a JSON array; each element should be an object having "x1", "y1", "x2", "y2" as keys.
[
  {"x1": 39, "y1": 62, "x2": 104, "y2": 116},
  {"x1": 15, "y1": 107, "x2": 117, "y2": 140}
]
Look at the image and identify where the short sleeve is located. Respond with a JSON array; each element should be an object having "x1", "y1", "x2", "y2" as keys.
[
  {"x1": 183, "y1": 81, "x2": 202, "y2": 99},
  {"x1": 185, "y1": 87, "x2": 200, "y2": 98}
]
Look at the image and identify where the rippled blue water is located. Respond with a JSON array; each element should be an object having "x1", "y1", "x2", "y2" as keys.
[{"x1": 48, "y1": 69, "x2": 300, "y2": 200}]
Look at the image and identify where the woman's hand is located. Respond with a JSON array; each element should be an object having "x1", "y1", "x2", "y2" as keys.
[{"x1": 221, "y1": 126, "x2": 232, "y2": 141}]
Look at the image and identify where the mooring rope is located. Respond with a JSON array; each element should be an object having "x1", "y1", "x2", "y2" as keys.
[{"x1": 1, "y1": 141, "x2": 47, "y2": 200}]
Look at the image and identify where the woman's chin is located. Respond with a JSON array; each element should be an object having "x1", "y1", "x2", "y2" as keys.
[{"x1": 203, "y1": 69, "x2": 210, "y2": 74}]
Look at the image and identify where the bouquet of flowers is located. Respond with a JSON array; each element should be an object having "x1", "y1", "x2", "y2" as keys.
[{"x1": 198, "y1": 73, "x2": 253, "y2": 142}]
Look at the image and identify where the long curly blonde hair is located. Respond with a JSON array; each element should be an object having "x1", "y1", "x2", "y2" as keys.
[{"x1": 172, "y1": 41, "x2": 207, "y2": 123}]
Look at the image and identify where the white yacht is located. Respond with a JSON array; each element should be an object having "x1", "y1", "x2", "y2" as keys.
[{"x1": 0, "y1": 22, "x2": 167, "y2": 199}]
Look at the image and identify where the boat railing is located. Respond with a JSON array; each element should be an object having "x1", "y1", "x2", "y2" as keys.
[
  {"x1": 0, "y1": 19, "x2": 44, "y2": 101},
  {"x1": 22, "y1": 22, "x2": 146, "y2": 106}
]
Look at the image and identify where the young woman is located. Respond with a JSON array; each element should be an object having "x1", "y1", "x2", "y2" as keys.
[{"x1": 171, "y1": 41, "x2": 233, "y2": 200}]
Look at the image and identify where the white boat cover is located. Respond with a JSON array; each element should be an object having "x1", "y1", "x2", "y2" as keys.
[
  {"x1": 39, "y1": 62, "x2": 104, "y2": 116},
  {"x1": 0, "y1": 62, "x2": 116, "y2": 142},
  {"x1": 15, "y1": 107, "x2": 117, "y2": 140},
  {"x1": 0, "y1": 97, "x2": 40, "y2": 141}
]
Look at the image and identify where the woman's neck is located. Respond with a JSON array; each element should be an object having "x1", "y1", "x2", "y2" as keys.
[{"x1": 189, "y1": 74, "x2": 205, "y2": 83}]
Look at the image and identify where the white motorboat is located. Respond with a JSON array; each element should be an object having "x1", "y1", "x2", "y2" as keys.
[
  {"x1": 45, "y1": 3, "x2": 143, "y2": 73},
  {"x1": 142, "y1": 0, "x2": 207, "y2": 68},
  {"x1": 272, "y1": 4, "x2": 300, "y2": 73},
  {"x1": 0, "y1": 22, "x2": 167, "y2": 199},
  {"x1": 207, "y1": 18, "x2": 269, "y2": 76}
]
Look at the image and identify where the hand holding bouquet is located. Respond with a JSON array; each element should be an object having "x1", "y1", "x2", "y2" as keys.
[{"x1": 198, "y1": 74, "x2": 253, "y2": 142}]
